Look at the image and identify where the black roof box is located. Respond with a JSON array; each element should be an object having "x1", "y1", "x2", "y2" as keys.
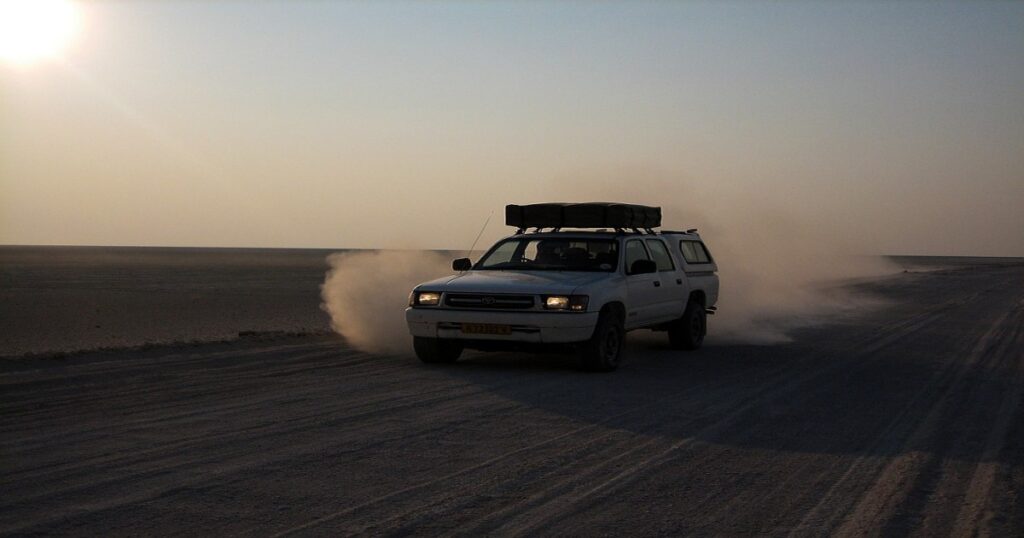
[{"x1": 505, "y1": 203, "x2": 661, "y2": 229}]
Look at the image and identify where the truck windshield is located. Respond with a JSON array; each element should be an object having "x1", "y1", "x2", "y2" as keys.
[{"x1": 476, "y1": 238, "x2": 619, "y2": 272}]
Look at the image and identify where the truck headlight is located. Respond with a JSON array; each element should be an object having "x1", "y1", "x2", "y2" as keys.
[
  {"x1": 411, "y1": 291, "x2": 441, "y2": 306},
  {"x1": 544, "y1": 295, "x2": 589, "y2": 312}
]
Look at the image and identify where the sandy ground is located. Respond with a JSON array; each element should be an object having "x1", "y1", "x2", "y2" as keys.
[
  {"x1": 0, "y1": 246, "x2": 334, "y2": 356},
  {"x1": 1, "y1": 261, "x2": 1022, "y2": 536}
]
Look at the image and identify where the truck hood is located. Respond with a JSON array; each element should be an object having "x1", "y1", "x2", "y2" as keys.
[{"x1": 417, "y1": 270, "x2": 611, "y2": 295}]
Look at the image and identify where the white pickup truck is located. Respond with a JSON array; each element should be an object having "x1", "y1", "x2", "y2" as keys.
[{"x1": 406, "y1": 203, "x2": 719, "y2": 371}]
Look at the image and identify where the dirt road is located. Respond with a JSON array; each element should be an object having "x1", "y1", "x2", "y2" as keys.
[{"x1": 2, "y1": 262, "x2": 1022, "y2": 536}]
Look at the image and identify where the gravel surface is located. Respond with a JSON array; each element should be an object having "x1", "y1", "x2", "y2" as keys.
[{"x1": 1, "y1": 261, "x2": 1022, "y2": 536}]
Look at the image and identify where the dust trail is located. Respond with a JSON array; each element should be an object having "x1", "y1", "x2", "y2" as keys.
[
  {"x1": 320, "y1": 250, "x2": 452, "y2": 353},
  {"x1": 705, "y1": 212, "x2": 894, "y2": 343},
  {"x1": 539, "y1": 172, "x2": 899, "y2": 344},
  {"x1": 322, "y1": 178, "x2": 898, "y2": 352}
]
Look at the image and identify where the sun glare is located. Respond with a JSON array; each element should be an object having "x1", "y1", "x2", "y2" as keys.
[{"x1": 0, "y1": 0, "x2": 80, "y2": 66}]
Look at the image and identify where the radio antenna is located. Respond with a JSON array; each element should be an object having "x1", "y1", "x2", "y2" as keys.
[{"x1": 465, "y1": 211, "x2": 493, "y2": 258}]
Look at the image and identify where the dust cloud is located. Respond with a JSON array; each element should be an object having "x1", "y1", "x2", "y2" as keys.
[
  {"x1": 321, "y1": 176, "x2": 898, "y2": 353},
  {"x1": 703, "y1": 212, "x2": 894, "y2": 343},
  {"x1": 320, "y1": 250, "x2": 452, "y2": 353},
  {"x1": 540, "y1": 172, "x2": 898, "y2": 344}
]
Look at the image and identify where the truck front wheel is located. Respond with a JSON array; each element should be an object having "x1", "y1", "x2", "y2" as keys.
[
  {"x1": 413, "y1": 337, "x2": 463, "y2": 363},
  {"x1": 580, "y1": 310, "x2": 625, "y2": 372},
  {"x1": 669, "y1": 301, "x2": 706, "y2": 350}
]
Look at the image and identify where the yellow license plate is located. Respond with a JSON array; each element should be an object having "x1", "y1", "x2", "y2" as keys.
[{"x1": 461, "y1": 323, "x2": 512, "y2": 335}]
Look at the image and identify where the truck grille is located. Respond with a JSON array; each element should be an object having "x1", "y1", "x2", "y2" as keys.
[{"x1": 444, "y1": 293, "x2": 535, "y2": 310}]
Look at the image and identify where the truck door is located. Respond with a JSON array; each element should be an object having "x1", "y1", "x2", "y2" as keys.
[
  {"x1": 623, "y1": 239, "x2": 660, "y2": 329},
  {"x1": 645, "y1": 238, "x2": 688, "y2": 321}
]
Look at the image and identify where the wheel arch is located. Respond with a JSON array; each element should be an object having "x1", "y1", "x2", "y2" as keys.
[{"x1": 599, "y1": 301, "x2": 626, "y2": 322}]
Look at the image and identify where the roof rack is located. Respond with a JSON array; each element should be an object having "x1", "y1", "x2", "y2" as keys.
[
  {"x1": 515, "y1": 227, "x2": 660, "y2": 235},
  {"x1": 506, "y1": 203, "x2": 661, "y2": 231}
]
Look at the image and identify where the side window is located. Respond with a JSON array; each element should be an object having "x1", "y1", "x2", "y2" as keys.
[
  {"x1": 692, "y1": 242, "x2": 711, "y2": 263},
  {"x1": 624, "y1": 239, "x2": 650, "y2": 272},
  {"x1": 645, "y1": 239, "x2": 675, "y2": 271},
  {"x1": 523, "y1": 242, "x2": 538, "y2": 261},
  {"x1": 679, "y1": 241, "x2": 698, "y2": 263},
  {"x1": 679, "y1": 240, "x2": 712, "y2": 264}
]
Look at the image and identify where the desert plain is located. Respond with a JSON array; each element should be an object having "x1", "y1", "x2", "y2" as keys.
[{"x1": 1, "y1": 246, "x2": 1022, "y2": 536}]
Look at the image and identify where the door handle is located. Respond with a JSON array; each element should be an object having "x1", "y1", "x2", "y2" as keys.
[
  {"x1": 653, "y1": 281, "x2": 661, "y2": 287},
  {"x1": 676, "y1": 278, "x2": 683, "y2": 285}
]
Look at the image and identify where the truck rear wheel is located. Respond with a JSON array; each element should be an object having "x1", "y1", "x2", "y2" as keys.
[
  {"x1": 669, "y1": 301, "x2": 706, "y2": 350},
  {"x1": 580, "y1": 310, "x2": 625, "y2": 372},
  {"x1": 413, "y1": 337, "x2": 463, "y2": 363}
]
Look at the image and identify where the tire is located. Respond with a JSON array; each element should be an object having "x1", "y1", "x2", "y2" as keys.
[
  {"x1": 669, "y1": 301, "x2": 706, "y2": 350},
  {"x1": 579, "y1": 310, "x2": 626, "y2": 372},
  {"x1": 413, "y1": 337, "x2": 463, "y2": 363}
]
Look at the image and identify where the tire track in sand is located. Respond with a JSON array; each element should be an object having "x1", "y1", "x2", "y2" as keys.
[
  {"x1": 456, "y1": 282, "x2": 1005, "y2": 537},
  {"x1": 276, "y1": 284, "x2": 977, "y2": 536},
  {"x1": 830, "y1": 299, "x2": 1024, "y2": 537}
]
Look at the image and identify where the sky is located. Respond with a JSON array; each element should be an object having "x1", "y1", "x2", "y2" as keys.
[{"x1": 1, "y1": 1, "x2": 1022, "y2": 255}]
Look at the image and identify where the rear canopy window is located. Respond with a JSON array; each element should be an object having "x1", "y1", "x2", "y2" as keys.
[
  {"x1": 679, "y1": 240, "x2": 712, "y2": 263},
  {"x1": 645, "y1": 239, "x2": 675, "y2": 271}
]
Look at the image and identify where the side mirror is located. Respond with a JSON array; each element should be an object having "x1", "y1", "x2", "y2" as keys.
[
  {"x1": 629, "y1": 259, "x2": 657, "y2": 275},
  {"x1": 452, "y1": 258, "x2": 472, "y2": 272}
]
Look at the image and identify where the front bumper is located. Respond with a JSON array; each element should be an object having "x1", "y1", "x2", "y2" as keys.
[{"x1": 406, "y1": 308, "x2": 599, "y2": 344}]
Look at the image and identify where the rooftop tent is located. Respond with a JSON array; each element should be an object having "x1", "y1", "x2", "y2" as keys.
[{"x1": 505, "y1": 203, "x2": 662, "y2": 229}]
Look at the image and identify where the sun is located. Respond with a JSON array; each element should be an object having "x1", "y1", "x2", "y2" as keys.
[{"x1": 0, "y1": 0, "x2": 80, "y2": 66}]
